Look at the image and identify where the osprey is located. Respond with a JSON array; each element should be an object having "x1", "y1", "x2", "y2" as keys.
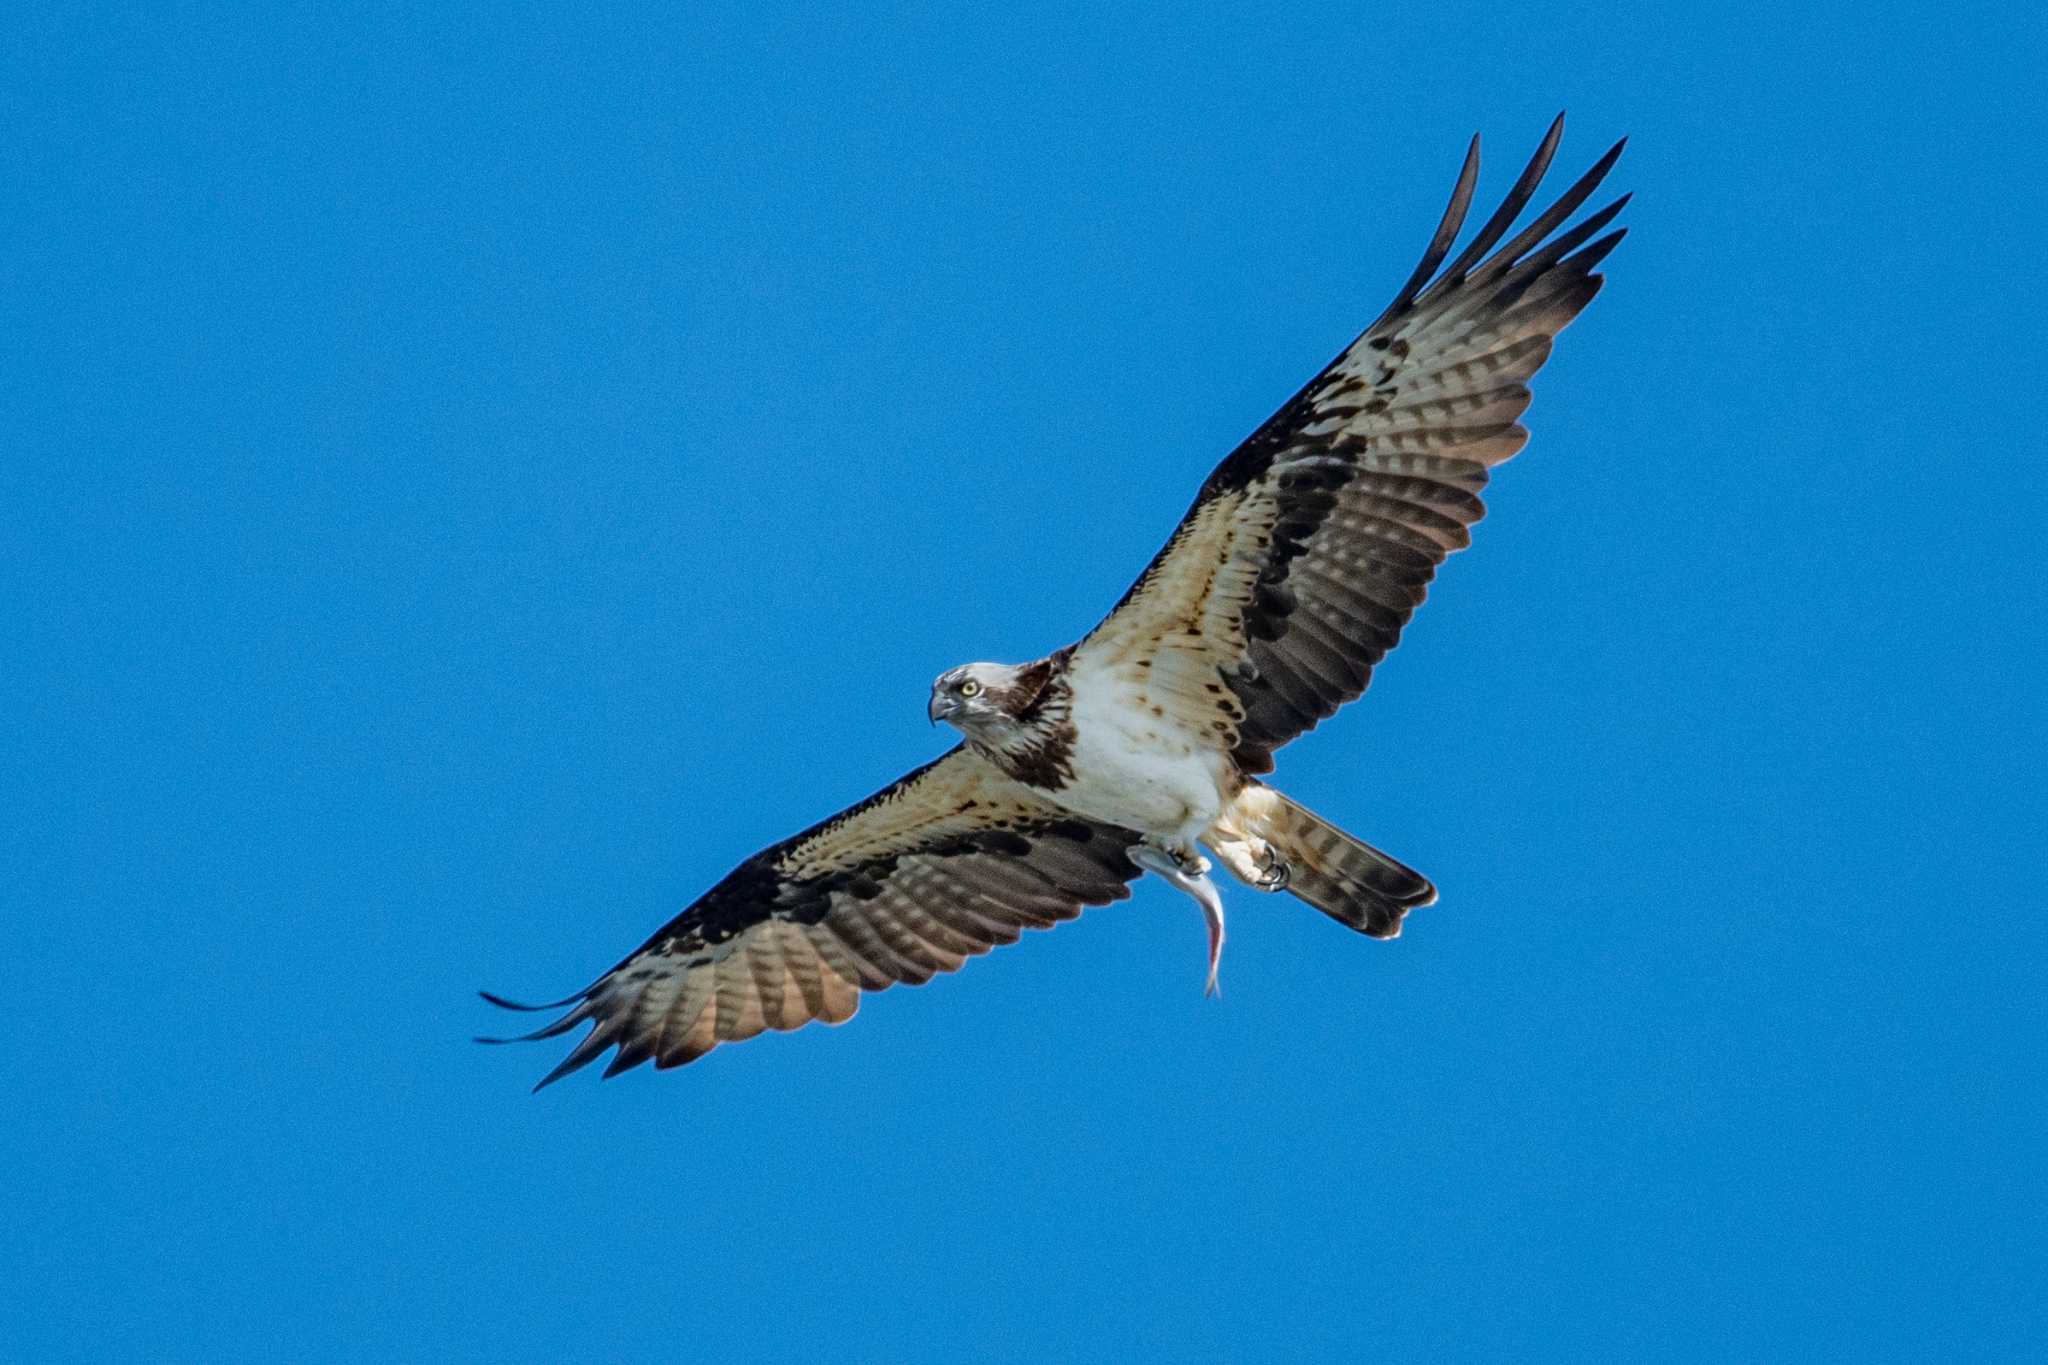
[{"x1": 484, "y1": 116, "x2": 1627, "y2": 1086}]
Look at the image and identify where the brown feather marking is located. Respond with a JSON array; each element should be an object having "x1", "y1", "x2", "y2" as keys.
[{"x1": 713, "y1": 952, "x2": 767, "y2": 1043}]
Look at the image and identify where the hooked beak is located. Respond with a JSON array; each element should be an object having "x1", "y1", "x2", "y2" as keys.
[{"x1": 929, "y1": 692, "x2": 961, "y2": 727}]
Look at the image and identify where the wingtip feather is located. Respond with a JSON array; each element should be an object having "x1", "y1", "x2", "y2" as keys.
[
  {"x1": 1370, "y1": 132, "x2": 1482, "y2": 330},
  {"x1": 479, "y1": 987, "x2": 585, "y2": 1013},
  {"x1": 1433, "y1": 115, "x2": 1567, "y2": 288}
]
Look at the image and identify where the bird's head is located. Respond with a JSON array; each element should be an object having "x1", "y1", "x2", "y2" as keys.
[{"x1": 928, "y1": 661, "x2": 1042, "y2": 739}]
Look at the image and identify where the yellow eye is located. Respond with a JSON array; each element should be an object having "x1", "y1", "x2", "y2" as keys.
[{"x1": 959, "y1": 679, "x2": 983, "y2": 698}]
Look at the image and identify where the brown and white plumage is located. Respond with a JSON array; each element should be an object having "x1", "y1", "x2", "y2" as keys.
[
  {"x1": 1078, "y1": 114, "x2": 1626, "y2": 777},
  {"x1": 485, "y1": 116, "x2": 1626, "y2": 1086},
  {"x1": 484, "y1": 748, "x2": 1139, "y2": 1086}
]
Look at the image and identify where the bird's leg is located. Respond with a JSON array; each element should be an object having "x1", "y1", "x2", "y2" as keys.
[
  {"x1": 1206, "y1": 834, "x2": 1291, "y2": 892},
  {"x1": 1129, "y1": 841, "x2": 1227, "y2": 997}
]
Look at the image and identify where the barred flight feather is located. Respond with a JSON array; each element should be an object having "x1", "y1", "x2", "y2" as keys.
[{"x1": 1077, "y1": 113, "x2": 1625, "y2": 774}]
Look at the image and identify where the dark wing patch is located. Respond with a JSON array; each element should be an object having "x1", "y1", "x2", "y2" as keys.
[
  {"x1": 481, "y1": 747, "x2": 1141, "y2": 1087},
  {"x1": 1076, "y1": 115, "x2": 1626, "y2": 773}
]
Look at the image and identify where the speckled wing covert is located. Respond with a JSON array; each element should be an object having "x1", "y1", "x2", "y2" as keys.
[
  {"x1": 481, "y1": 747, "x2": 1141, "y2": 1086},
  {"x1": 1074, "y1": 115, "x2": 1627, "y2": 775}
]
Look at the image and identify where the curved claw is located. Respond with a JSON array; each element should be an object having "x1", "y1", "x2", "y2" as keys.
[
  {"x1": 1253, "y1": 844, "x2": 1291, "y2": 892},
  {"x1": 1129, "y1": 844, "x2": 1228, "y2": 996}
]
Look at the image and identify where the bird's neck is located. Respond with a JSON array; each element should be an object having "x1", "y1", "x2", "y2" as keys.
[{"x1": 972, "y1": 651, "x2": 1077, "y2": 790}]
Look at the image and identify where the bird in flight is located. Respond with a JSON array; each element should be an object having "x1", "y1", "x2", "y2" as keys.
[{"x1": 483, "y1": 115, "x2": 1627, "y2": 1087}]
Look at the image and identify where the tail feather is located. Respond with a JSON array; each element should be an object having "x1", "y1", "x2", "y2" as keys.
[{"x1": 1244, "y1": 788, "x2": 1435, "y2": 939}]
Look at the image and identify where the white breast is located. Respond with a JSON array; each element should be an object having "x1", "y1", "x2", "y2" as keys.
[{"x1": 1053, "y1": 657, "x2": 1233, "y2": 843}]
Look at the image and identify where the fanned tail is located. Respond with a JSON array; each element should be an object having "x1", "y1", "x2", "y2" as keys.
[{"x1": 1241, "y1": 787, "x2": 1436, "y2": 939}]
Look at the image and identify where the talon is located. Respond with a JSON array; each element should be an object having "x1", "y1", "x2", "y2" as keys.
[
  {"x1": 1254, "y1": 843, "x2": 1291, "y2": 892},
  {"x1": 1156, "y1": 842, "x2": 1208, "y2": 877}
]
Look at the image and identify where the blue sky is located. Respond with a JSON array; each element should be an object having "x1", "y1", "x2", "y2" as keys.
[{"x1": 5, "y1": 2, "x2": 2043, "y2": 1360}]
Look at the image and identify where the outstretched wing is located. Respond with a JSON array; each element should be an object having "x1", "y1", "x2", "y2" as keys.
[
  {"x1": 1074, "y1": 115, "x2": 1626, "y2": 774},
  {"x1": 481, "y1": 747, "x2": 1141, "y2": 1087}
]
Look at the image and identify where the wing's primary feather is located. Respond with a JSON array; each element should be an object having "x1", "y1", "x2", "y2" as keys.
[
  {"x1": 481, "y1": 747, "x2": 1141, "y2": 1086},
  {"x1": 1076, "y1": 115, "x2": 1626, "y2": 774}
]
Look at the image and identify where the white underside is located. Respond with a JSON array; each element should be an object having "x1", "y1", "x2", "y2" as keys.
[
  {"x1": 1053, "y1": 662, "x2": 1291, "y2": 995},
  {"x1": 1050, "y1": 661, "x2": 1235, "y2": 849}
]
